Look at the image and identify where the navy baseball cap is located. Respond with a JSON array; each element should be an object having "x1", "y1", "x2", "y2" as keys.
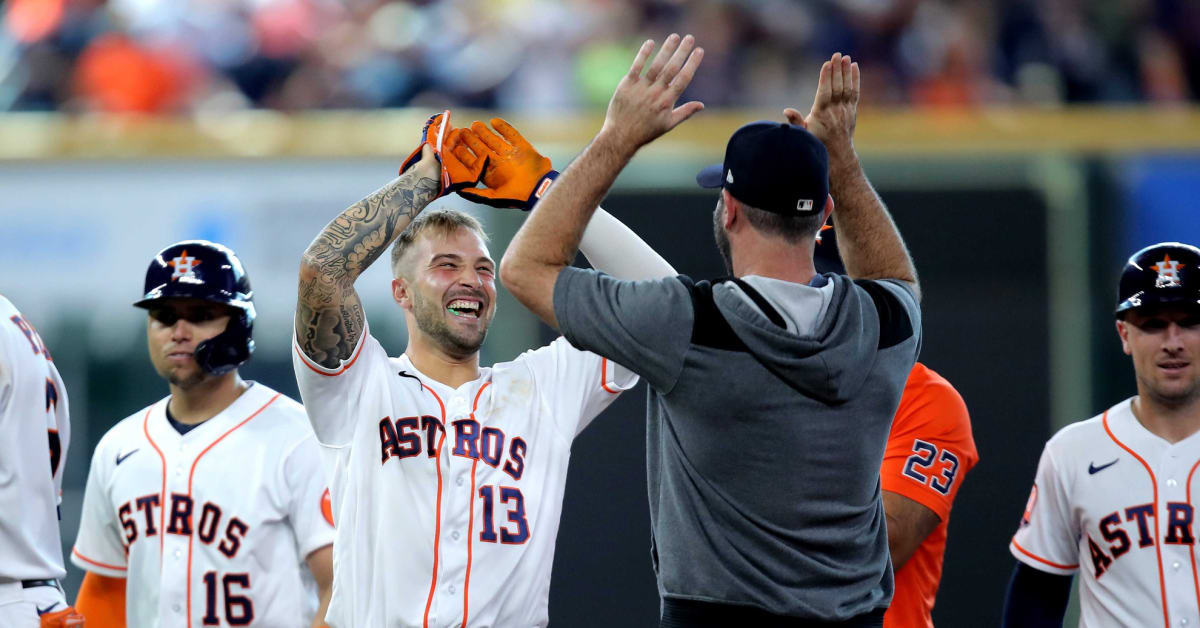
[{"x1": 696, "y1": 121, "x2": 829, "y2": 216}]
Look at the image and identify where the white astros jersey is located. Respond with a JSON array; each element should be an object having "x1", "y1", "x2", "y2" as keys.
[
  {"x1": 71, "y1": 383, "x2": 335, "y2": 628},
  {"x1": 1012, "y1": 398, "x2": 1200, "y2": 628},
  {"x1": 0, "y1": 295, "x2": 70, "y2": 581},
  {"x1": 292, "y1": 322, "x2": 636, "y2": 628}
]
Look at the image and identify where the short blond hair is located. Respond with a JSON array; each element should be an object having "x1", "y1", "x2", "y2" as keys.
[{"x1": 390, "y1": 209, "x2": 489, "y2": 278}]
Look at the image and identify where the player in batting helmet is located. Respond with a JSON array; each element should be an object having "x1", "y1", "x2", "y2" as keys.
[
  {"x1": 72, "y1": 239, "x2": 335, "y2": 626},
  {"x1": 1004, "y1": 244, "x2": 1200, "y2": 626},
  {"x1": 133, "y1": 240, "x2": 255, "y2": 375},
  {"x1": 1115, "y1": 242, "x2": 1200, "y2": 317}
]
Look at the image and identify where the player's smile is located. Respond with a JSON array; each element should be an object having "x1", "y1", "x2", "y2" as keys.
[{"x1": 445, "y1": 296, "x2": 484, "y2": 319}]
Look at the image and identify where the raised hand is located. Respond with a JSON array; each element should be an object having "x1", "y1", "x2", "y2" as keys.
[
  {"x1": 410, "y1": 144, "x2": 444, "y2": 187},
  {"x1": 600, "y1": 34, "x2": 705, "y2": 153},
  {"x1": 784, "y1": 53, "x2": 860, "y2": 158},
  {"x1": 398, "y1": 110, "x2": 486, "y2": 196},
  {"x1": 451, "y1": 118, "x2": 556, "y2": 210}
]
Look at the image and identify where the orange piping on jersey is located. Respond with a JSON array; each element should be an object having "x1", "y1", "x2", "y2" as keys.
[
  {"x1": 143, "y1": 404, "x2": 168, "y2": 560},
  {"x1": 183, "y1": 392, "x2": 281, "y2": 628},
  {"x1": 462, "y1": 455, "x2": 480, "y2": 627},
  {"x1": 423, "y1": 387, "x2": 448, "y2": 628},
  {"x1": 461, "y1": 382, "x2": 490, "y2": 627},
  {"x1": 600, "y1": 358, "x2": 619, "y2": 394},
  {"x1": 294, "y1": 336, "x2": 366, "y2": 377},
  {"x1": 72, "y1": 547, "x2": 127, "y2": 571},
  {"x1": 1186, "y1": 458, "x2": 1200, "y2": 615},
  {"x1": 471, "y1": 383, "x2": 490, "y2": 418},
  {"x1": 1104, "y1": 409, "x2": 1170, "y2": 628},
  {"x1": 1010, "y1": 537, "x2": 1079, "y2": 570}
]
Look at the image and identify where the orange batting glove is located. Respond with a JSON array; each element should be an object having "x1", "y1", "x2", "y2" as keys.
[
  {"x1": 41, "y1": 607, "x2": 86, "y2": 627},
  {"x1": 452, "y1": 118, "x2": 558, "y2": 210},
  {"x1": 399, "y1": 110, "x2": 487, "y2": 196}
]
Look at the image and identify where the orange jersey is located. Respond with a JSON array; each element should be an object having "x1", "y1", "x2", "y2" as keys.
[{"x1": 881, "y1": 363, "x2": 979, "y2": 628}]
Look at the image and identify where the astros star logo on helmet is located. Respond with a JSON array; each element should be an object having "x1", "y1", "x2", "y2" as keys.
[
  {"x1": 1150, "y1": 254, "x2": 1185, "y2": 288},
  {"x1": 168, "y1": 250, "x2": 201, "y2": 281}
]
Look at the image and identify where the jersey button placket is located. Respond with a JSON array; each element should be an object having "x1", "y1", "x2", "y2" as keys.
[
  {"x1": 443, "y1": 437, "x2": 472, "y2": 617},
  {"x1": 164, "y1": 442, "x2": 192, "y2": 618},
  {"x1": 433, "y1": 425, "x2": 463, "y2": 620}
]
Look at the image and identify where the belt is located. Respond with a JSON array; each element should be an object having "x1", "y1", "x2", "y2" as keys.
[{"x1": 21, "y1": 580, "x2": 58, "y2": 589}]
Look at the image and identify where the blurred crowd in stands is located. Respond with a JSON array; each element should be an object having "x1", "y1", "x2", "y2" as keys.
[{"x1": 2, "y1": 0, "x2": 1198, "y2": 113}]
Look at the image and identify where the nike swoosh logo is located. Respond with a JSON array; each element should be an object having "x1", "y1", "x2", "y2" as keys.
[
  {"x1": 115, "y1": 449, "x2": 139, "y2": 466},
  {"x1": 1089, "y1": 459, "x2": 1119, "y2": 475},
  {"x1": 37, "y1": 603, "x2": 59, "y2": 615}
]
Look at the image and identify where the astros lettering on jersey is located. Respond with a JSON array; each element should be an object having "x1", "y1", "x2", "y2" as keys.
[
  {"x1": 293, "y1": 320, "x2": 635, "y2": 627},
  {"x1": 1012, "y1": 398, "x2": 1200, "y2": 628},
  {"x1": 0, "y1": 296, "x2": 71, "y2": 616},
  {"x1": 72, "y1": 384, "x2": 335, "y2": 627}
]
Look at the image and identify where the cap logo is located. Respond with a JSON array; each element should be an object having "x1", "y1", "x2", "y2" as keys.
[
  {"x1": 1150, "y1": 254, "x2": 1185, "y2": 288},
  {"x1": 168, "y1": 250, "x2": 202, "y2": 281},
  {"x1": 726, "y1": 170, "x2": 734, "y2": 184},
  {"x1": 797, "y1": 199, "x2": 813, "y2": 212}
]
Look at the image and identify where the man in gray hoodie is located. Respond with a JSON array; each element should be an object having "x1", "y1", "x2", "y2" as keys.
[{"x1": 501, "y1": 35, "x2": 920, "y2": 628}]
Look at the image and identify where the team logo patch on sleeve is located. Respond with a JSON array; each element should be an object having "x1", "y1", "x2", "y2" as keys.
[
  {"x1": 1022, "y1": 484, "x2": 1038, "y2": 526},
  {"x1": 321, "y1": 488, "x2": 334, "y2": 526}
]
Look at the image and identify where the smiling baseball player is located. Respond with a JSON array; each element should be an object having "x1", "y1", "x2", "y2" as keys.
[
  {"x1": 293, "y1": 114, "x2": 674, "y2": 627},
  {"x1": 71, "y1": 240, "x2": 334, "y2": 628},
  {"x1": 1005, "y1": 242, "x2": 1200, "y2": 627},
  {"x1": 0, "y1": 295, "x2": 84, "y2": 628}
]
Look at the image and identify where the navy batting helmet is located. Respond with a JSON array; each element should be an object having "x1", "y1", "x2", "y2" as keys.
[
  {"x1": 133, "y1": 240, "x2": 255, "y2": 375},
  {"x1": 1115, "y1": 242, "x2": 1200, "y2": 318}
]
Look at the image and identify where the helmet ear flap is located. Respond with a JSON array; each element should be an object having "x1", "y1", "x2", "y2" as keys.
[
  {"x1": 195, "y1": 309, "x2": 254, "y2": 376},
  {"x1": 135, "y1": 239, "x2": 257, "y2": 375}
]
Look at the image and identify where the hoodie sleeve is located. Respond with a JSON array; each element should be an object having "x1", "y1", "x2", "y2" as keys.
[
  {"x1": 852, "y1": 278, "x2": 922, "y2": 352},
  {"x1": 553, "y1": 267, "x2": 692, "y2": 393}
]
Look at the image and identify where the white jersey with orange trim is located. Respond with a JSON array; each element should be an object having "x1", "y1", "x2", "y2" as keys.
[
  {"x1": 0, "y1": 295, "x2": 70, "y2": 582},
  {"x1": 292, "y1": 323, "x2": 636, "y2": 628},
  {"x1": 71, "y1": 383, "x2": 335, "y2": 628},
  {"x1": 1011, "y1": 397, "x2": 1200, "y2": 628}
]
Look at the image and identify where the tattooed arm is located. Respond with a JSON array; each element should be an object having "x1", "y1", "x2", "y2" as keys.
[{"x1": 296, "y1": 146, "x2": 442, "y2": 368}]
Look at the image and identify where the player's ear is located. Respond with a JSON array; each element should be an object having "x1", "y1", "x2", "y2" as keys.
[
  {"x1": 1115, "y1": 319, "x2": 1132, "y2": 355},
  {"x1": 720, "y1": 188, "x2": 738, "y2": 230},
  {"x1": 392, "y1": 277, "x2": 412, "y2": 310}
]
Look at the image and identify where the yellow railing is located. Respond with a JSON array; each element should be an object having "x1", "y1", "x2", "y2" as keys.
[{"x1": 3, "y1": 108, "x2": 1200, "y2": 159}]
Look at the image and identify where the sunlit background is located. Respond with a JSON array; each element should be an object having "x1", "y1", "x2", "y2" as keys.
[
  {"x1": 5, "y1": 0, "x2": 1200, "y2": 112},
  {"x1": 3, "y1": 0, "x2": 1200, "y2": 625}
]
